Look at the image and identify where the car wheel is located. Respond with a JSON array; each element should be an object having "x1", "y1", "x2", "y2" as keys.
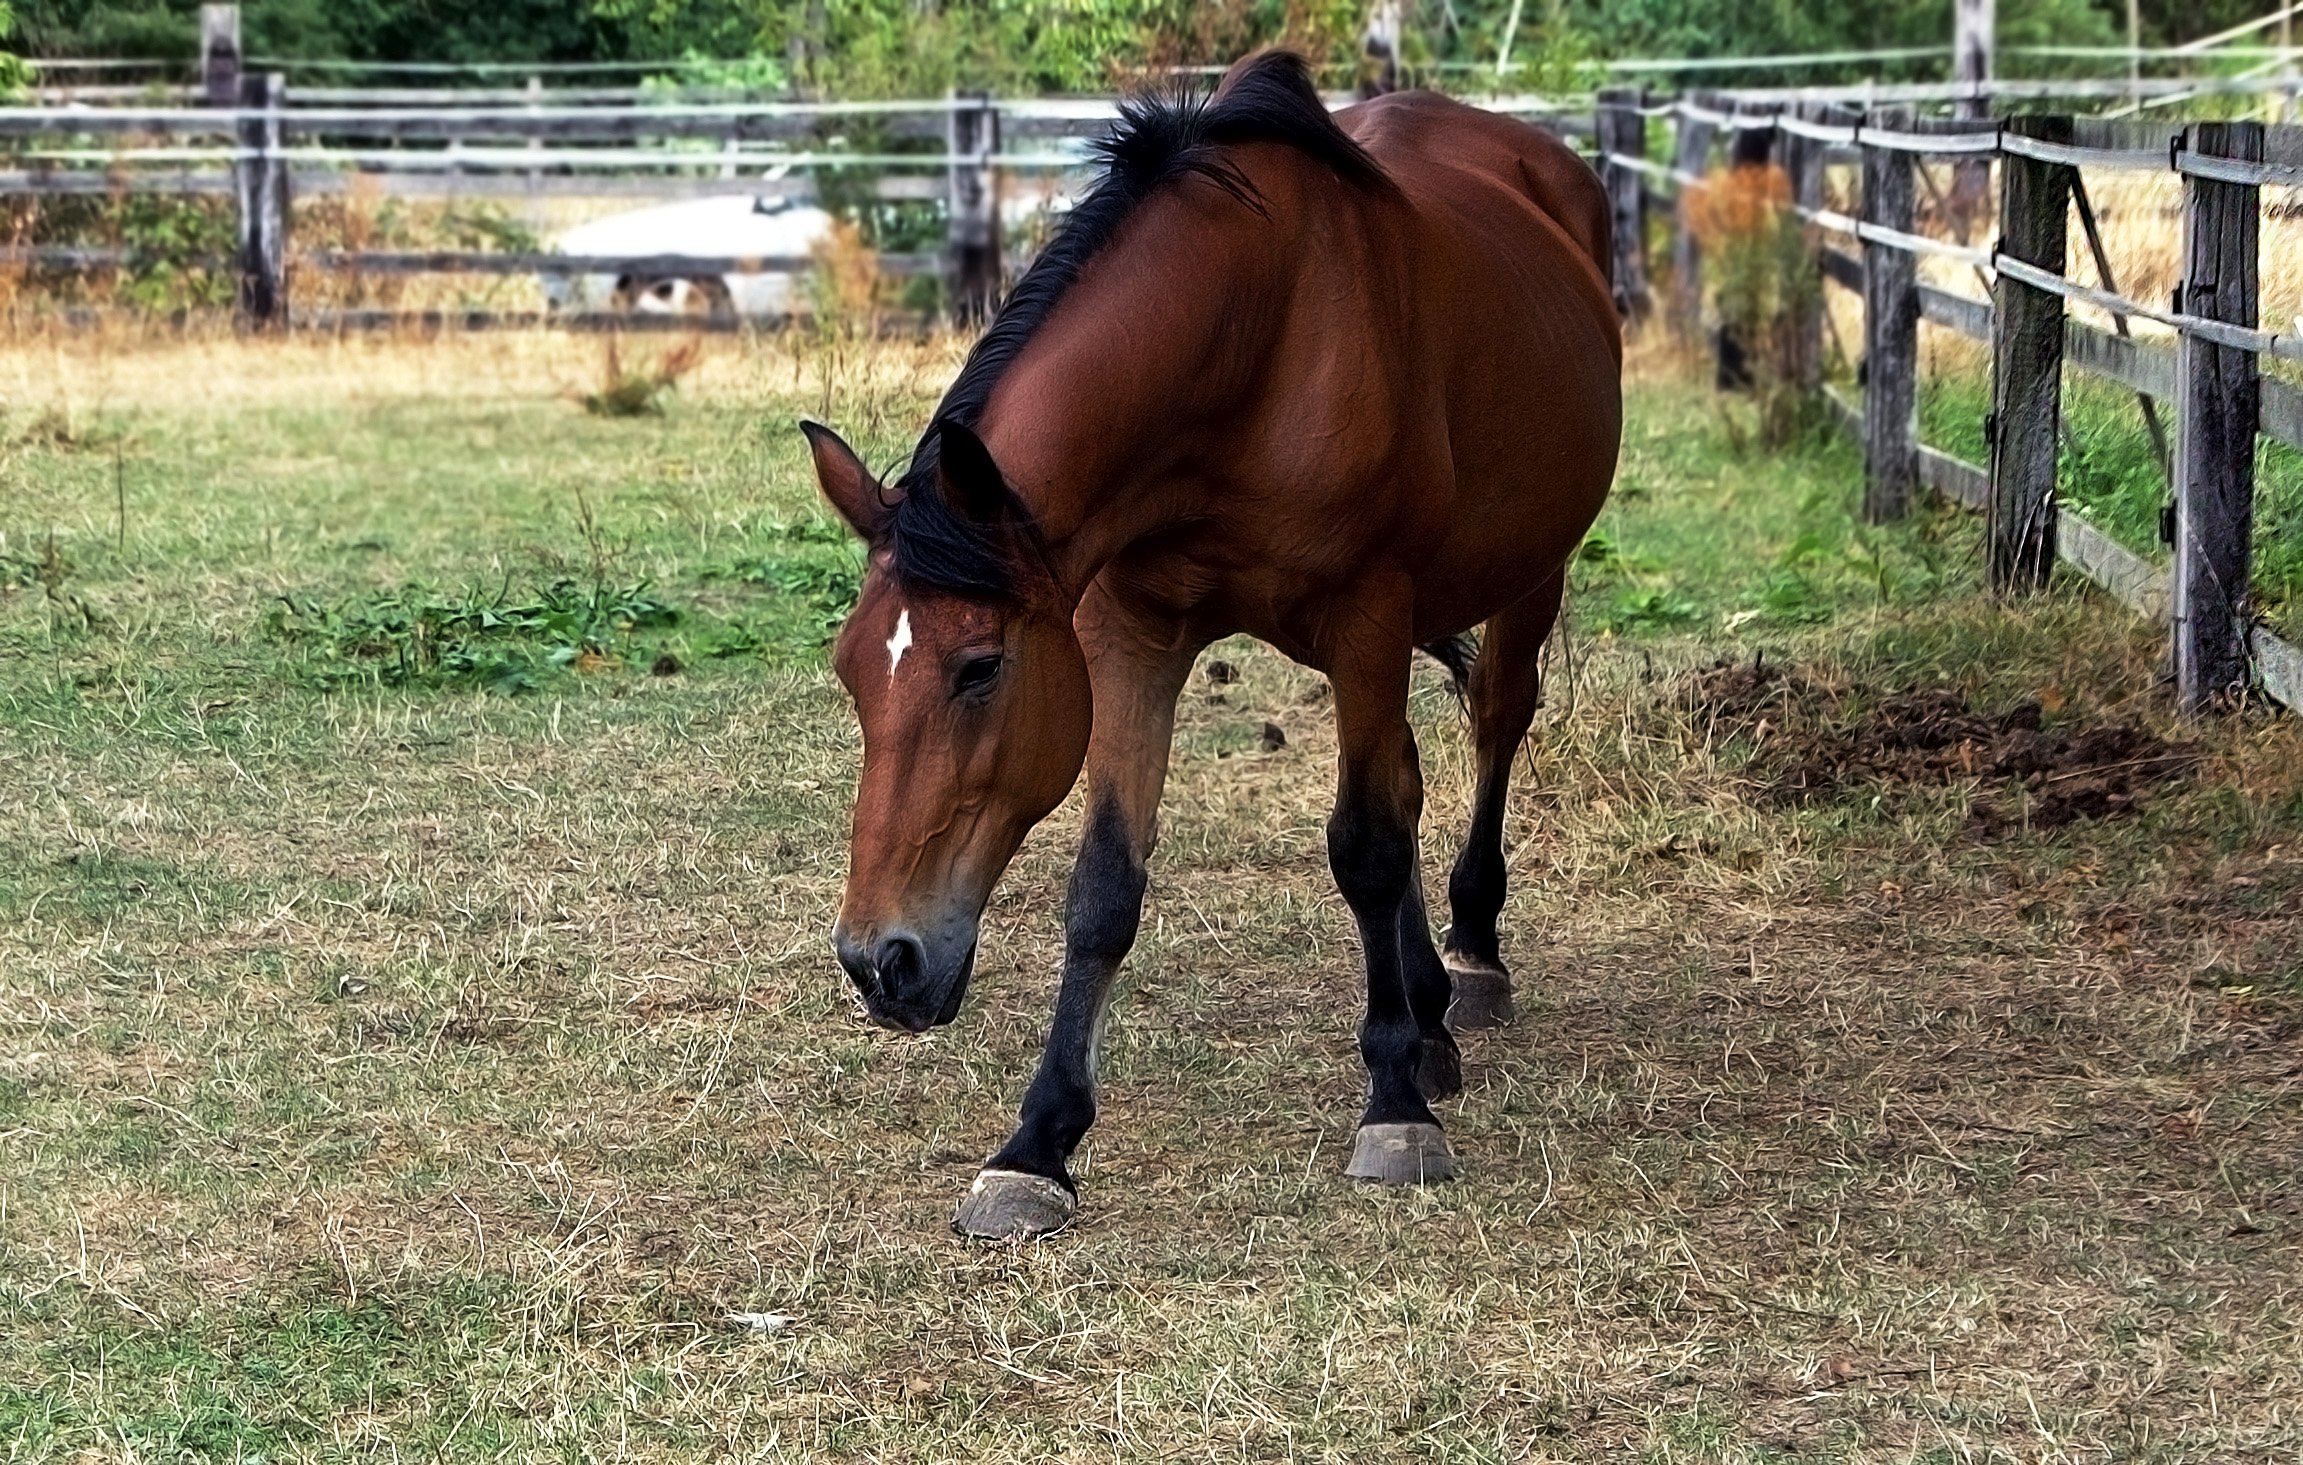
[{"x1": 614, "y1": 275, "x2": 735, "y2": 320}]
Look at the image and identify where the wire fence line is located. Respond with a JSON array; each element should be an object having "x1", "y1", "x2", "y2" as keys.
[
  {"x1": 3, "y1": 54, "x2": 2298, "y2": 715},
  {"x1": 20, "y1": 76, "x2": 2299, "y2": 116},
  {"x1": 9, "y1": 145, "x2": 1092, "y2": 170},
  {"x1": 17, "y1": 37, "x2": 2301, "y2": 78}
]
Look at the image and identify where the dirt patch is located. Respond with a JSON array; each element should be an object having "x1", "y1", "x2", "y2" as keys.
[
  {"x1": 1684, "y1": 657, "x2": 2195, "y2": 831},
  {"x1": 1683, "y1": 652, "x2": 1831, "y2": 732}
]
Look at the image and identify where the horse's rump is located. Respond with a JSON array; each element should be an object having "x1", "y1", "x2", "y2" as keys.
[{"x1": 1340, "y1": 91, "x2": 1615, "y2": 320}]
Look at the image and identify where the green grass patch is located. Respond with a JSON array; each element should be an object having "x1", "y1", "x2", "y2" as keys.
[
  {"x1": 1575, "y1": 395, "x2": 1964, "y2": 643},
  {"x1": 1919, "y1": 346, "x2": 2303, "y2": 641},
  {"x1": 265, "y1": 575, "x2": 684, "y2": 693},
  {"x1": 0, "y1": 378, "x2": 877, "y2": 725}
]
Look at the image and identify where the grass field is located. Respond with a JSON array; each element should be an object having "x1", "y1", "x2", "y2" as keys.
[
  {"x1": 1909, "y1": 331, "x2": 2303, "y2": 644},
  {"x1": 2, "y1": 326, "x2": 2300, "y2": 1463}
]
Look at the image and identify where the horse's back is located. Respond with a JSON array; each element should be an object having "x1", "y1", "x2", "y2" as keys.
[{"x1": 1340, "y1": 90, "x2": 1613, "y2": 311}]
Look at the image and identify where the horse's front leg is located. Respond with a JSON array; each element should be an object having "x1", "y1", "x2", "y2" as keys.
[{"x1": 954, "y1": 595, "x2": 1202, "y2": 1240}]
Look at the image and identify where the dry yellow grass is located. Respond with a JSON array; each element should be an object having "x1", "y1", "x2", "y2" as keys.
[
  {"x1": 1859, "y1": 163, "x2": 2303, "y2": 348},
  {"x1": 0, "y1": 317, "x2": 968, "y2": 414},
  {"x1": 1, "y1": 329, "x2": 2299, "y2": 1461}
]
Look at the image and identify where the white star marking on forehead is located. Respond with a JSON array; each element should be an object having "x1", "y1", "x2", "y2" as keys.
[{"x1": 886, "y1": 608, "x2": 913, "y2": 683}]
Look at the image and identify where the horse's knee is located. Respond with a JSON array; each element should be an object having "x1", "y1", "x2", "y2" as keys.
[
  {"x1": 1065, "y1": 797, "x2": 1148, "y2": 964},
  {"x1": 1328, "y1": 770, "x2": 1419, "y2": 905}
]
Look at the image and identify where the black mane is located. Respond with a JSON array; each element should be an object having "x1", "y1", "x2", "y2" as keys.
[{"x1": 885, "y1": 51, "x2": 1390, "y2": 600}]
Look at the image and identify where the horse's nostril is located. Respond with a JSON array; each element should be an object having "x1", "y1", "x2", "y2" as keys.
[
  {"x1": 873, "y1": 934, "x2": 925, "y2": 993},
  {"x1": 832, "y1": 928, "x2": 879, "y2": 994}
]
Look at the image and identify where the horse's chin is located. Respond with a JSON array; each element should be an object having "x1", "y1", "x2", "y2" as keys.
[{"x1": 934, "y1": 948, "x2": 974, "y2": 1025}]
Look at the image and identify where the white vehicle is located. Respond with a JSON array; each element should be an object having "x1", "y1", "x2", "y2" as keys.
[{"x1": 539, "y1": 192, "x2": 836, "y2": 319}]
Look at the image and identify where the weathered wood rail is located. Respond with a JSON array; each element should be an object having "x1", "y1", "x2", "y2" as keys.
[
  {"x1": 0, "y1": 83, "x2": 1072, "y2": 316},
  {"x1": 1598, "y1": 90, "x2": 2303, "y2": 717}
]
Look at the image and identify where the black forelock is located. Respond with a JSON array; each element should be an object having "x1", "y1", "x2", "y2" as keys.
[{"x1": 884, "y1": 51, "x2": 1390, "y2": 600}]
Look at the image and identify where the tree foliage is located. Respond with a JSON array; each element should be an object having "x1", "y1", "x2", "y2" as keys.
[
  {"x1": 2, "y1": 0, "x2": 2275, "y2": 86},
  {"x1": 1544, "y1": 0, "x2": 2123, "y2": 63},
  {"x1": 0, "y1": 1, "x2": 29, "y2": 97},
  {"x1": 595, "y1": 0, "x2": 1368, "y2": 95},
  {"x1": 13, "y1": 0, "x2": 630, "y2": 62}
]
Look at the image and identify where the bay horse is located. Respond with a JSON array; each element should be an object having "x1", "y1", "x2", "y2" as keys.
[{"x1": 804, "y1": 51, "x2": 1621, "y2": 1238}]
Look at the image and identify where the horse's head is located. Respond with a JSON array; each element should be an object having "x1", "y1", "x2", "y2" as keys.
[{"x1": 804, "y1": 418, "x2": 1092, "y2": 1032}]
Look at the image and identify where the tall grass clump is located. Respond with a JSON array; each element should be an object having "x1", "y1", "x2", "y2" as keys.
[
  {"x1": 580, "y1": 334, "x2": 704, "y2": 417},
  {"x1": 1685, "y1": 157, "x2": 1819, "y2": 449}
]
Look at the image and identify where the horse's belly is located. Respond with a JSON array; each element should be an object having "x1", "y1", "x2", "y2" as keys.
[
  {"x1": 1408, "y1": 500, "x2": 1598, "y2": 638},
  {"x1": 1411, "y1": 387, "x2": 1622, "y2": 637}
]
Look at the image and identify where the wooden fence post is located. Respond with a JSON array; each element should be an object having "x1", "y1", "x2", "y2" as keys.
[
  {"x1": 1988, "y1": 114, "x2": 2073, "y2": 592},
  {"x1": 1669, "y1": 93, "x2": 1715, "y2": 344},
  {"x1": 1781, "y1": 102, "x2": 1824, "y2": 395},
  {"x1": 1597, "y1": 85, "x2": 1650, "y2": 322},
  {"x1": 1950, "y1": 0, "x2": 1994, "y2": 231},
  {"x1": 2173, "y1": 120, "x2": 2264, "y2": 710},
  {"x1": 946, "y1": 91, "x2": 1000, "y2": 324},
  {"x1": 1362, "y1": 0, "x2": 1403, "y2": 96},
  {"x1": 234, "y1": 71, "x2": 288, "y2": 328},
  {"x1": 527, "y1": 74, "x2": 546, "y2": 185},
  {"x1": 1861, "y1": 105, "x2": 1918, "y2": 522},
  {"x1": 199, "y1": 4, "x2": 240, "y2": 108}
]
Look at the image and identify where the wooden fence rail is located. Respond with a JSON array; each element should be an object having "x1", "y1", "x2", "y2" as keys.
[
  {"x1": 0, "y1": 79, "x2": 1118, "y2": 330},
  {"x1": 1596, "y1": 91, "x2": 2303, "y2": 718}
]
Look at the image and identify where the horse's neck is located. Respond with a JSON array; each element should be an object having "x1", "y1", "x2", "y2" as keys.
[{"x1": 978, "y1": 214, "x2": 1278, "y2": 604}]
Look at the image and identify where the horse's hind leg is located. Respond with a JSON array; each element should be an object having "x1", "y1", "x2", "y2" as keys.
[
  {"x1": 1443, "y1": 571, "x2": 1564, "y2": 1030},
  {"x1": 1400, "y1": 872, "x2": 1463, "y2": 1102},
  {"x1": 1324, "y1": 588, "x2": 1454, "y2": 1184}
]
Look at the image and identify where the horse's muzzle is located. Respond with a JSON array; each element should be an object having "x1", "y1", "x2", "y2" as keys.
[{"x1": 833, "y1": 924, "x2": 975, "y2": 1033}]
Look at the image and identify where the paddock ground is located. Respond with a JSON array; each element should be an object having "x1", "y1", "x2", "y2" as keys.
[{"x1": 1, "y1": 327, "x2": 2299, "y2": 1462}]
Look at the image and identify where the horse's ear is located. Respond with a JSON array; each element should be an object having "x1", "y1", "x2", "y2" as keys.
[
  {"x1": 933, "y1": 420, "x2": 1015, "y2": 525},
  {"x1": 800, "y1": 420, "x2": 888, "y2": 541}
]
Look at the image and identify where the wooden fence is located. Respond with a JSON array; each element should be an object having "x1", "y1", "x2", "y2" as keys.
[
  {"x1": 1596, "y1": 88, "x2": 2303, "y2": 717},
  {"x1": 0, "y1": 84, "x2": 1072, "y2": 325}
]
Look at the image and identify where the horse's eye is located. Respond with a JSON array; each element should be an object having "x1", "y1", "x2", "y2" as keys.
[{"x1": 953, "y1": 654, "x2": 1004, "y2": 699}]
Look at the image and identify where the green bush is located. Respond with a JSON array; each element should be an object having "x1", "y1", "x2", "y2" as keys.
[
  {"x1": 0, "y1": 193, "x2": 238, "y2": 311},
  {"x1": 0, "y1": 2, "x2": 28, "y2": 99}
]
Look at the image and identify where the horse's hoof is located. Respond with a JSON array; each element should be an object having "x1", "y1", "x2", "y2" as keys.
[
  {"x1": 1443, "y1": 954, "x2": 1515, "y2": 1031},
  {"x1": 953, "y1": 1168, "x2": 1076, "y2": 1240},
  {"x1": 1417, "y1": 1032, "x2": 1463, "y2": 1102},
  {"x1": 1344, "y1": 1122, "x2": 1455, "y2": 1185}
]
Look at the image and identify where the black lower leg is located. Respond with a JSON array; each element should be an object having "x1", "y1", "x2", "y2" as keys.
[
  {"x1": 1444, "y1": 773, "x2": 1510, "y2": 967},
  {"x1": 1444, "y1": 583, "x2": 1557, "y2": 970},
  {"x1": 1400, "y1": 879, "x2": 1453, "y2": 1035},
  {"x1": 1329, "y1": 789, "x2": 1437, "y2": 1130},
  {"x1": 1400, "y1": 879, "x2": 1462, "y2": 1101},
  {"x1": 984, "y1": 798, "x2": 1146, "y2": 1190}
]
